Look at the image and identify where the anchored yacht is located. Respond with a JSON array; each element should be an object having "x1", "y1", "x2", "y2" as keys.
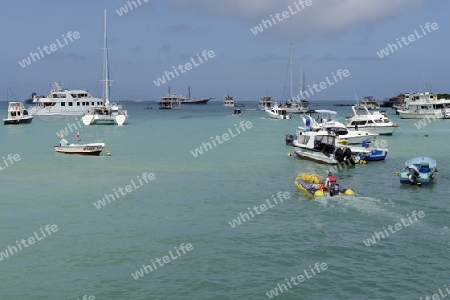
[{"x1": 27, "y1": 83, "x2": 103, "y2": 116}]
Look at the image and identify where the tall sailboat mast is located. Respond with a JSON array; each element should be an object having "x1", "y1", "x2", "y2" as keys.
[
  {"x1": 103, "y1": 9, "x2": 110, "y2": 106},
  {"x1": 290, "y1": 43, "x2": 293, "y2": 100},
  {"x1": 299, "y1": 61, "x2": 303, "y2": 98}
]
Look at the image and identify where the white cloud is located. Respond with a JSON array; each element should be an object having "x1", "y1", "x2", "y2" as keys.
[{"x1": 170, "y1": 0, "x2": 425, "y2": 40}]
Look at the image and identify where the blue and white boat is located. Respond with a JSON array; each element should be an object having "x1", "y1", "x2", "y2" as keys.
[
  {"x1": 349, "y1": 139, "x2": 388, "y2": 161},
  {"x1": 397, "y1": 156, "x2": 437, "y2": 185}
]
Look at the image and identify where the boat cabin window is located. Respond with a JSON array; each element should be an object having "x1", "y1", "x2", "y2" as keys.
[
  {"x1": 52, "y1": 93, "x2": 66, "y2": 98},
  {"x1": 314, "y1": 135, "x2": 335, "y2": 145},
  {"x1": 298, "y1": 135, "x2": 310, "y2": 145},
  {"x1": 71, "y1": 94, "x2": 77, "y2": 98},
  {"x1": 91, "y1": 102, "x2": 94, "y2": 106},
  {"x1": 351, "y1": 121, "x2": 367, "y2": 126},
  {"x1": 69, "y1": 102, "x2": 73, "y2": 106},
  {"x1": 77, "y1": 102, "x2": 80, "y2": 106},
  {"x1": 61, "y1": 102, "x2": 65, "y2": 106}
]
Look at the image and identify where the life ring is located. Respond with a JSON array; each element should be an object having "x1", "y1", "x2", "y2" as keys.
[{"x1": 15, "y1": 106, "x2": 19, "y2": 111}]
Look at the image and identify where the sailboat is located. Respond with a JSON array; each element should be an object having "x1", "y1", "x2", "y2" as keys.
[
  {"x1": 284, "y1": 45, "x2": 310, "y2": 114},
  {"x1": 82, "y1": 9, "x2": 127, "y2": 126}
]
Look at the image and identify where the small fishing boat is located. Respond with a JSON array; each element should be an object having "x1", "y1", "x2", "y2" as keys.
[
  {"x1": 54, "y1": 138, "x2": 105, "y2": 156},
  {"x1": 294, "y1": 173, "x2": 355, "y2": 198},
  {"x1": 397, "y1": 156, "x2": 437, "y2": 186},
  {"x1": 266, "y1": 103, "x2": 291, "y2": 119},
  {"x1": 348, "y1": 139, "x2": 388, "y2": 161},
  {"x1": 4, "y1": 102, "x2": 33, "y2": 125},
  {"x1": 291, "y1": 125, "x2": 360, "y2": 165},
  {"x1": 233, "y1": 108, "x2": 241, "y2": 116}
]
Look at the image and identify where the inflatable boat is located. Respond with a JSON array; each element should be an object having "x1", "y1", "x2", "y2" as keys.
[{"x1": 294, "y1": 173, "x2": 355, "y2": 198}]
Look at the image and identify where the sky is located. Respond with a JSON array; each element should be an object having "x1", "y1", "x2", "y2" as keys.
[{"x1": 0, "y1": 0, "x2": 448, "y2": 102}]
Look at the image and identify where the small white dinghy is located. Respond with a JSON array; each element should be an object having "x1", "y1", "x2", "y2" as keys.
[{"x1": 54, "y1": 138, "x2": 105, "y2": 156}]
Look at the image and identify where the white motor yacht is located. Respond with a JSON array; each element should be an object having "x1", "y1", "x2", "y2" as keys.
[
  {"x1": 27, "y1": 83, "x2": 104, "y2": 116},
  {"x1": 345, "y1": 106, "x2": 398, "y2": 135},
  {"x1": 266, "y1": 103, "x2": 291, "y2": 119},
  {"x1": 4, "y1": 102, "x2": 33, "y2": 125},
  {"x1": 396, "y1": 92, "x2": 450, "y2": 119},
  {"x1": 301, "y1": 110, "x2": 377, "y2": 144}
]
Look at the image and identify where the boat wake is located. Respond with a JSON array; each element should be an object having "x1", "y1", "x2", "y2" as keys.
[{"x1": 315, "y1": 196, "x2": 395, "y2": 217}]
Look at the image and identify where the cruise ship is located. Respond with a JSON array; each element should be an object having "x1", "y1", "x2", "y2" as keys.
[{"x1": 27, "y1": 83, "x2": 103, "y2": 116}]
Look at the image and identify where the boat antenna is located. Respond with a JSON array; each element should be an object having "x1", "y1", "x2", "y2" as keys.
[
  {"x1": 322, "y1": 91, "x2": 325, "y2": 109},
  {"x1": 188, "y1": 86, "x2": 191, "y2": 99},
  {"x1": 354, "y1": 90, "x2": 359, "y2": 105}
]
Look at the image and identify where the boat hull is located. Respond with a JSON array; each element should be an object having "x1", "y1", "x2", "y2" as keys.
[
  {"x1": 266, "y1": 110, "x2": 291, "y2": 119},
  {"x1": 349, "y1": 147, "x2": 388, "y2": 161},
  {"x1": 82, "y1": 114, "x2": 127, "y2": 126},
  {"x1": 285, "y1": 106, "x2": 309, "y2": 114},
  {"x1": 4, "y1": 117, "x2": 33, "y2": 125},
  {"x1": 397, "y1": 111, "x2": 443, "y2": 119},
  {"x1": 337, "y1": 131, "x2": 378, "y2": 144},
  {"x1": 180, "y1": 98, "x2": 211, "y2": 104},
  {"x1": 347, "y1": 126, "x2": 396, "y2": 136},
  {"x1": 293, "y1": 145, "x2": 339, "y2": 164},
  {"x1": 54, "y1": 143, "x2": 105, "y2": 156}
]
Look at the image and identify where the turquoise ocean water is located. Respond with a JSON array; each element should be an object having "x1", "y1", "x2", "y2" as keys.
[{"x1": 1, "y1": 100, "x2": 449, "y2": 299}]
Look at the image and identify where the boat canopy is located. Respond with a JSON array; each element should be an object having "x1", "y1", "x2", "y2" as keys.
[
  {"x1": 60, "y1": 139, "x2": 70, "y2": 146},
  {"x1": 314, "y1": 110, "x2": 337, "y2": 115}
]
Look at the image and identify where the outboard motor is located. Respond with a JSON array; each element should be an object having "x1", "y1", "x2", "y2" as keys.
[
  {"x1": 285, "y1": 134, "x2": 295, "y2": 146},
  {"x1": 329, "y1": 183, "x2": 340, "y2": 197},
  {"x1": 408, "y1": 166, "x2": 420, "y2": 184},
  {"x1": 334, "y1": 148, "x2": 344, "y2": 163}
]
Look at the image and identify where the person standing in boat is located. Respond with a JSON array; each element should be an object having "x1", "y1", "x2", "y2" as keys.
[{"x1": 325, "y1": 172, "x2": 337, "y2": 189}]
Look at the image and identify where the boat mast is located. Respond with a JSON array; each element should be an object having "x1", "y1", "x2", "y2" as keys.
[
  {"x1": 299, "y1": 62, "x2": 302, "y2": 99},
  {"x1": 290, "y1": 43, "x2": 293, "y2": 101},
  {"x1": 103, "y1": 9, "x2": 110, "y2": 106}
]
